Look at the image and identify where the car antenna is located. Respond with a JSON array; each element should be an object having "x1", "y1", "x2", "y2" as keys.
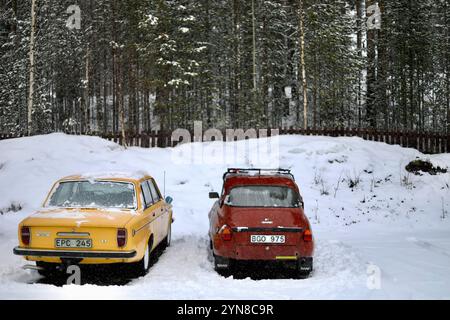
[{"x1": 163, "y1": 170, "x2": 166, "y2": 198}]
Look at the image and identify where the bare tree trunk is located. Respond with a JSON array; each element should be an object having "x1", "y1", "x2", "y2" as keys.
[
  {"x1": 447, "y1": 75, "x2": 449, "y2": 134},
  {"x1": 103, "y1": 50, "x2": 108, "y2": 133},
  {"x1": 251, "y1": 0, "x2": 260, "y2": 126},
  {"x1": 117, "y1": 53, "x2": 126, "y2": 147},
  {"x1": 356, "y1": 0, "x2": 363, "y2": 128},
  {"x1": 83, "y1": 47, "x2": 90, "y2": 133},
  {"x1": 366, "y1": 0, "x2": 377, "y2": 128},
  {"x1": 252, "y1": 0, "x2": 257, "y2": 91},
  {"x1": 232, "y1": 0, "x2": 241, "y2": 127},
  {"x1": 446, "y1": 1, "x2": 450, "y2": 134},
  {"x1": 378, "y1": 0, "x2": 388, "y2": 130},
  {"x1": 312, "y1": 51, "x2": 318, "y2": 129},
  {"x1": 27, "y1": 0, "x2": 37, "y2": 135},
  {"x1": 299, "y1": 0, "x2": 308, "y2": 129}
]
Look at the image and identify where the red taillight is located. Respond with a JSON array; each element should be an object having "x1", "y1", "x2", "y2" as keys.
[
  {"x1": 303, "y1": 229, "x2": 313, "y2": 242},
  {"x1": 117, "y1": 229, "x2": 127, "y2": 247},
  {"x1": 220, "y1": 225, "x2": 233, "y2": 241},
  {"x1": 21, "y1": 226, "x2": 31, "y2": 245}
]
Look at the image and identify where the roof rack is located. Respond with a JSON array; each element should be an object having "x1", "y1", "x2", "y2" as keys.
[{"x1": 223, "y1": 168, "x2": 295, "y2": 181}]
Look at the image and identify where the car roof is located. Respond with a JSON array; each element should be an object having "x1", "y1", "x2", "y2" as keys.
[
  {"x1": 223, "y1": 168, "x2": 295, "y2": 181},
  {"x1": 58, "y1": 171, "x2": 153, "y2": 183},
  {"x1": 223, "y1": 175, "x2": 298, "y2": 191}
]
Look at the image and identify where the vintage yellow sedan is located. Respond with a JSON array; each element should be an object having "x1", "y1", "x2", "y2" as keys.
[{"x1": 13, "y1": 172, "x2": 173, "y2": 277}]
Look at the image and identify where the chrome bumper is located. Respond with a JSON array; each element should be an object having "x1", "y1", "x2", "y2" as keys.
[{"x1": 13, "y1": 247, "x2": 137, "y2": 259}]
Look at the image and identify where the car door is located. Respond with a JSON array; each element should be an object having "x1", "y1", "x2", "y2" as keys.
[
  {"x1": 148, "y1": 179, "x2": 167, "y2": 242},
  {"x1": 140, "y1": 180, "x2": 157, "y2": 249}
]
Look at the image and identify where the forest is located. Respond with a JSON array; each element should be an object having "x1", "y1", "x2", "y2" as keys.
[{"x1": 0, "y1": 0, "x2": 449, "y2": 136}]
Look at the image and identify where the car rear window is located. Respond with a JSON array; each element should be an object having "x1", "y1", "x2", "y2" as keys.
[
  {"x1": 227, "y1": 186, "x2": 300, "y2": 208},
  {"x1": 47, "y1": 181, "x2": 137, "y2": 209}
]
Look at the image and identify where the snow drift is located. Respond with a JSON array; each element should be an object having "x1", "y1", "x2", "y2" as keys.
[{"x1": 0, "y1": 133, "x2": 449, "y2": 299}]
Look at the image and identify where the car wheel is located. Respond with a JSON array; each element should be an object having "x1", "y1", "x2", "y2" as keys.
[
  {"x1": 36, "y1": 261, "x2": 58, "y2": 278},
  {"x1": 162, "y1": 223, "x2": 172, "y2": 249},
  {"x1": 214, "y1": 254, "x2": 232, "y2": 276},
  {"x1": 133, "y1": 237, "x2": 153, "y2": 277},
  {"x1": 296, "y1": 258, "x2": 313, "y2": 279},
  {"x1": 296, "y1": 270, "x2": 311, "y2": 279},
  {"x1": 207, "y1": 239, "x2": 214, "y2": 262}
]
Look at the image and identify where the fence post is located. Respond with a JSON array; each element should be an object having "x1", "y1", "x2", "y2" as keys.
[
  {"x1": 446, "y1": 134, "x2": 450, "y2": 153},
  {"x1": 430, "y1": 132, "x2": 439, "y2": 154},
  {"x1": 157, "y1": 130, "x2": 164, "y2": 148}
]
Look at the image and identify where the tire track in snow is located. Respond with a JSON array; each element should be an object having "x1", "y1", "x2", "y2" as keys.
[
  {"x1": 407, "y1": 237, "x2": 450, "y2": 259},
  {"x1": 127, "y1": 235, "x2": 370, "y2": 299}
]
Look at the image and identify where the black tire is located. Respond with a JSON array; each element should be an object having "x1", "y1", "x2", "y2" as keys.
[
  {"x1": 214, "y1": 254, "x2": 232, "y2": 276},
  {"x1": 162, "y1": 223, "x2": 172, "y2": 249},
  {"x1": 132, "y1": 237, "x2": 153, "y2": 277},
  {"x1": 36, "y1": 261, "x2": 58, "y2": 278},
  {"x1": 296, "y1": 270, "x2": 312, "y2": 279},
  {"x1": 207, "y1": 240, "x2": 214, "y2": 262},
  {"x1": 296, "y1": 258, "x2": 313, "y2": 279}
]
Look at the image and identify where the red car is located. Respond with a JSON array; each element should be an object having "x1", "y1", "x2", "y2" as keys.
[{"x1": 208, "y1": 169, "x2": 314, "y2": 277}]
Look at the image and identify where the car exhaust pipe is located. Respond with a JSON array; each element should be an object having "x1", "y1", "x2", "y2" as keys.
[{"x1": 22, "y1": 264, "x2": 44, "y2": 271}]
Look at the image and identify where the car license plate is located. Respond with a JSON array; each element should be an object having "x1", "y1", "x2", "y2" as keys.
[
  {"x1": 250, "y1": 235, "x2": 286, "y2": 244},
  {"x1": 55, "y1": 238, "x2": 92, "y2": 248}
]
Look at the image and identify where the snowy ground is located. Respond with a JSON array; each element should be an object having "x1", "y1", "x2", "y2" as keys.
[{"x1": 0, "y1": 133, "x2": 449, "y2": 299}]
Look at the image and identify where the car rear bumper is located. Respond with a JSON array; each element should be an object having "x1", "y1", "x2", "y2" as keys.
[
  {"x1": 215, "y1": 255, "x2": 313, "y2": 272},
  {"x1": 235, "y1": 244, "x2": 303, "y2": 260},
  {"x1": 13, "y1": 247, "x2": 137, "y2": 259}
]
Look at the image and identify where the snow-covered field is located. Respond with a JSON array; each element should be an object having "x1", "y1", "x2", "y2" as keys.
[{"x1": 0, "y1": 133, "x2": 449, "y2": 299}]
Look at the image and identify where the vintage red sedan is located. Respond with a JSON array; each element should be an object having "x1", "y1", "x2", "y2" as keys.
[{"x1": 208, "y1": 169, "x2": 314, "y2": 277}]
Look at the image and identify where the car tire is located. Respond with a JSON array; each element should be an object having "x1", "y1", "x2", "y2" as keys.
[
  {"x1": 296, "y1": 270, "x2": 311, "y2": 279},
  {"x1": 214, "y1": 254, "x2": 232, "y2": 276},
  {"x1": 133, "y1": 237, "x2": 153, "y2": 277},
  {"x1": 36, "y1": 261, "x2": 58, "y2": 278},
  {"x1": 162, "y1": 223, "x2": 172, "y2": 249},
  {"x1": 296, "y1": 257, "x2": 313, "y2": 279},
  {"x1": 207, "y1": 239, "x2": 214, "y2": 262}
]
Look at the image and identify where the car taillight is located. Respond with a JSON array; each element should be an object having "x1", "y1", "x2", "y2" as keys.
[
  {"x1": 117, "y1": 229, "x2": 127, "y2": 247},
  {"x1": 220, "y1": 225, "x2": 233, "y2": 241},
  {"x1": 303, "y1": 229, "x2": 313, "y2": 242},
  {"x1": 21, "y1": 227, "x2": 31, "y2": 245}
]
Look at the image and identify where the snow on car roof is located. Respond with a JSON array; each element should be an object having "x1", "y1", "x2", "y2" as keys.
[
  {"x1": 223, "y1": 168, "x2": 295, "y2": 181},
  {"x1": 60, "y1": 171, "x2": 152, "y2": 181}
]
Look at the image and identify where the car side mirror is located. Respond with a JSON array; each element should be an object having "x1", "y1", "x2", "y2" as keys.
[
  {"x1": 209, "y1": 192, "x2": 220, "y2": 199},
  {"x1": 223, "y1": 195, "x2": 231, "y2": 205},
  {"x1": 165, "y1": 196, "x2": 173, "y2": 204}
]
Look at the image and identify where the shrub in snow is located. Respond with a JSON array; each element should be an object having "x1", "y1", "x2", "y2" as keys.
[
  {"x1": 406, "y1": 159, "x2": 447, "y2": 176},
  {"x1": 0, "y1": 202, "x2": 22, "y2": 215},
  {"x1": 346, "y1": 171, "x2": 362, "y2": 190}
]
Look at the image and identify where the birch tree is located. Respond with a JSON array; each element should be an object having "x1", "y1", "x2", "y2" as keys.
[
  {"x1": 27, "y1": 0, "x2": 37, "y2": 135},
  {"x1": 298, "y1": 0, "x2": 308, "y2": 129}
]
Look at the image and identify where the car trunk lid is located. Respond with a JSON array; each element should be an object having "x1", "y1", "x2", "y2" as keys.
[
  {"x1": 226, "y1": 207, "x2": 303, "y2": 245},
  {"x1": 21, "y1": 208, "x2": 134, "y2": 250},
  {"x1": 24, "y1": 208, "x2": 135, "y2": 228}
]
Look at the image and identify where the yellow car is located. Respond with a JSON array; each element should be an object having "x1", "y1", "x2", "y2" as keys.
[{"x1": 13, "y1": 172, "x2": 173, "y2": 277}]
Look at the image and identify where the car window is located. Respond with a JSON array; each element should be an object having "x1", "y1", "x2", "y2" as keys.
[
  {"x1": 141, "y1": 181, "x2": 154, "y2": 208},
  {"x1": 227, "y1": 185, "x2": 300, "y2": 208},
  {"x1": 47, "y1": 181, "x2": 137, "y2": 209},
  {"x1": 148, "y1": 179, "x2": 161, "y2": 202}
]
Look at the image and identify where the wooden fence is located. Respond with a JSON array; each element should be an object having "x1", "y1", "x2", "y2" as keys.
[{"x1": 1, "y1": 128, "x2": 449, "y2": 154}]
